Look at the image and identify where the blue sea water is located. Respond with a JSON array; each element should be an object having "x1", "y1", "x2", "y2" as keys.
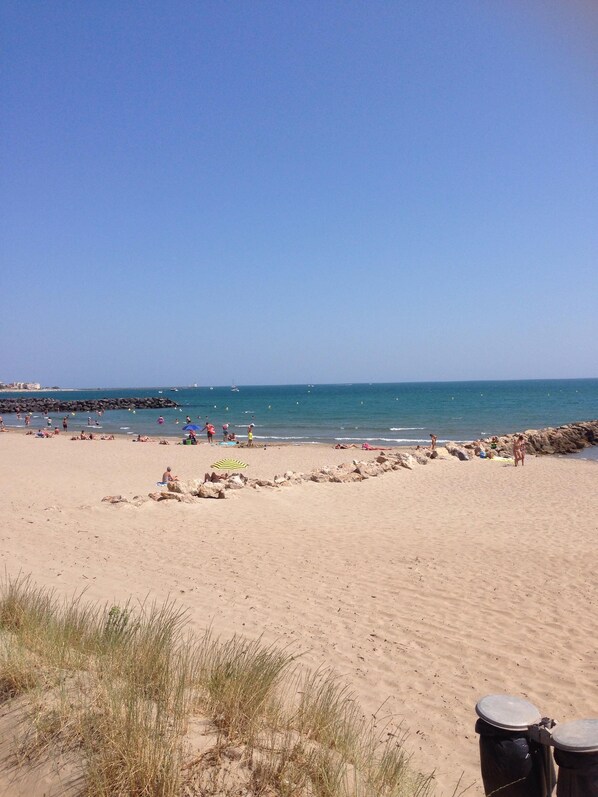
[{"x1": 2, "y1": 379, "x2": 597, "y2": 447}]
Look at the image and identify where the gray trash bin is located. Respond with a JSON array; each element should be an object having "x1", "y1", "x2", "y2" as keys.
[
  {"x1": 475, "y1": 695, "x2": 550, "y2": 797},
  {"x1": 553, "y1": 719, "x2": 598, "y2": 796}
]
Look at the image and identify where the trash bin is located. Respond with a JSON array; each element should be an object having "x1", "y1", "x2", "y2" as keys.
[
  {"x1": 553, "y1": 719, "x2": 598, "y2": 796},
  {"x1": 475, "y1": 694, "x2": 548, "y2": 797}
]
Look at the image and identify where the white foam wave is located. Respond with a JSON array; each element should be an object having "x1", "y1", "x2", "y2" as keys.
[
  {"x1": 254, "y1": 435, "x2": 307, "y2": 440},
  {"x1": 335, "y1": 436, "x2": 427, "y2": 443},
  {"x1": 389, "y1": 427, "x2": 425, "y2": 431}
]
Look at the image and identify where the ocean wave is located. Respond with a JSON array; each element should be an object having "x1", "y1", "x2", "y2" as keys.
[
  {"x1": 389, "y1": 427, "x2": 425, "y2": 431},
  {"x1": 254, "y1": 435, "x2": 307, "y2": 440},
  {"x1": 335, "y1": 436, "x2": 461, "y2": 443},
  {"x1": 335, "y1": 436, "x2": 427, "y2": 443}
]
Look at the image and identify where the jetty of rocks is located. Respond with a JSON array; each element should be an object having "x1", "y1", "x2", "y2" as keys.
[
  {"x1": 0, "y1": 396, "x2": 179, "y2": 414},
  {"x1": 478, "y1": 420, "x2": 598, "y2": 457},
  {"x1": 440, "y1": 419, "x2": 598, "y2": 461},
  {"x1": 102, "y1": 450, "x2": 437, "y2": 505}
]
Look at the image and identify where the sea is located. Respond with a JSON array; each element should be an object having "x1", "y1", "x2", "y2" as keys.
[{"x1": 2, "y1": 379, "x2": 598, "y2": 455}]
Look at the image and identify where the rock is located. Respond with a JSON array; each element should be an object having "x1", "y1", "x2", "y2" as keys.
[
  {"x1": 198, "y1": 483, "x2": 227, "y2": 499},
  {"x1": 248, "y1": 478, "x2": 277, "y2": 488},
  {"x1": 168, "y1": 479, "x2": 202, "y2": 495},
  {"x1": 331, "y1": 471, "x2": 364, "y2": 483},
  {"x1": 101, "y1": 495, "x2": 128, "y2": 504},
  {"x1": 225, "y1": 475, "x2": 246, "y2": 490},
  {"x1": 445, "y1": 444, "x2": 471, "y2": 461},
  {"x1": 414, "y1": 455, "x2": 429, "y2": 465},
  {"x1": 157, "y1": 491, "x2": 180, "y2": 501},
  {"x1": 395, "y1": 453, "x2": 417, "y2": 470}
]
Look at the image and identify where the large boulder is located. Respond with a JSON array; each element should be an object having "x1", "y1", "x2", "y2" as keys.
[
  {"x1": 445, "y1": 444, "x2": 471, "y2": 461},
  {"x1": 168, "y1": 479, "x2": 202, "y2": 495},
  {"x1": 198, "y1": 483, "x2": 227, "y2": 499},
  {"x1": 395, "y1": 453, "x2": 417, "y2": 470}
]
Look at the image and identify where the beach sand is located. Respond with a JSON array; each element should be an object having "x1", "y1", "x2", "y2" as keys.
[{"x1": 1, "y1": 432, "x2": 597, "y2": 794}]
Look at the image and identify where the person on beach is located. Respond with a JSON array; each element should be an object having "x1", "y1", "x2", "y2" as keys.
[
  {"x1": 513, "y1": 435, "x2": 526, "y2": 466},
  {"x1": 247, "y1": 423, "x2": 254, "y2": 447},
  {"x1": 362, "y1": 442, "x2": 391, "y2": 451},
  {"x1": 204, "y1": 471, "x2": 229, "y2": 482},
  {"x1": 46, "y1": 417, "x2": 52, "y2": 427},
  {"x1": 0, "y1": 416, "x2": 3, "y2": 428},
  {"x1": 335, "y1": 443, "x2": 359, "y2": 449},
  {"x1": 201, "y1": 421, "x2": 215, "y2": 443},
  {"x1": 25, "y1": 414, "x2": 31, "y2": 426},
  {"x1": 162, "y1": 466, "x2": 178, "y2": 483},
  {"x1": 222, "y1": 423, "x2": 229, "y2": 441},
  {"x1": 429, "y1": 433, "x2": 437, "y2": 451},
  {"x1": 62, "y1": 416, "x2": 68, "y2": 431}
]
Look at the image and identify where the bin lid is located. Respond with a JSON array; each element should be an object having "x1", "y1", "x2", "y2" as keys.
[
  {"x1": 552, "y1": 720, "x2": 598, "y2": 753},
  {"x1": 476, "y1": 695, "x2": 541, "y2": 731}
]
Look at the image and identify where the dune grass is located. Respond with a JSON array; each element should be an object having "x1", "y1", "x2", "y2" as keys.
[{"x1": 0, "y1": 573, "x2": 436, "y2": 796}]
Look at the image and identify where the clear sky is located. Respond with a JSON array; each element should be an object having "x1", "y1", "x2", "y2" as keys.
[{"x1": 1, "y1": 0, "x2": 597, "y2": 387}]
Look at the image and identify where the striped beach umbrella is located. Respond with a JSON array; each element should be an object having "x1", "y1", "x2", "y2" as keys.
[{"x1": 210, "y1": 458, "x2": 248, "y2": 470}]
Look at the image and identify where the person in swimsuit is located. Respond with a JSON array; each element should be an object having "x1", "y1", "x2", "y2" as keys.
[
  {"x1": 247, "y1": 423, "x2": 254, "y2": 447},
  {"x1": 162, "y1": 466, "x2": 178, "y2": 483},
  {"x1": 429, "y1": 433, "x2": 437, "y2": 451},
  {"x1": 513, "y1": 435, "x2": 526, "y2": 466}
]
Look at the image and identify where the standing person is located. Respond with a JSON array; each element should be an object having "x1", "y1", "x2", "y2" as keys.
[
  {"x1": 0, "y1": 415, "x2": 3, "y2": 428},
  {"x1": 47, "y1": 416, "x2": 52, "y2": 428},
  {"x1": 513, "y1": 435, "x2": 526, "y2": 467},
  {"x1": 429, "y1": 433, "x2": 437, "y2": 451},
  {"x1": 222, "y1": 423, "x2": 229, "y2": 441},
  {"x1": 247, "y1": 423, "x2": 254, "y2": 447},
  {"x1": 201, "y1": 420, "x2": 215, "y2": 443},
  {"x1": 62, "y1": 416, "x2": 68, "y2": 432},
  {"x1": 25, "y1": 414, "x2": 31, "y2": 426}
]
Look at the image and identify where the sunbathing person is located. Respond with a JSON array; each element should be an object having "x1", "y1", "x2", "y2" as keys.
[
  {"x1": 162, "y1": 466, "x2": 178, "y2": 483},
  {"x1": 204, "y1": 471, "x2": 229, "y2": 482},
  {"x1": 361, "y1": 442, "x2": 391, "y2": 451},
  {"x1": 334, "y1": 443, "x2": 359, "y2": 449}
]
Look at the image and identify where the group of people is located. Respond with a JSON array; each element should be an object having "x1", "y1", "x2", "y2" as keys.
[{"x1": 183, "y1": 420, "x2": 254, "y2": 446}]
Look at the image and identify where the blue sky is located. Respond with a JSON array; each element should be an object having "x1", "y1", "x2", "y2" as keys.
[{"x1": 1, "y1": 1, "x2": 597, "y2": 387}]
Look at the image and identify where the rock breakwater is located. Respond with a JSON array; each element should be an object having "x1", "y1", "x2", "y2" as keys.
[
  {"x1": 102, "y1": 450, "x2": 436, "y2": 506},
  {"x1": 0, "y1": 396, "x2": 178, "y2": 414},
  {"x1": 477, "y1": 420, "x2": 598, "y2": 457}
]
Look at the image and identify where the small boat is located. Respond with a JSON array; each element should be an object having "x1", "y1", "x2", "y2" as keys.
[{"x1": 231, "y1": 384, "x2": 240, "y2": 392}]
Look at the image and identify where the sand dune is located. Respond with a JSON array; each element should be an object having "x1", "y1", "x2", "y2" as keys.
[{"x1": 1, "y1": 432, "x2": 597, "y2": 794}]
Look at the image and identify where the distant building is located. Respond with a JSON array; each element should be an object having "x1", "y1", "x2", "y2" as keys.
[{"x1": 0, "y1": 381, "x2": 42, "y2": 390}]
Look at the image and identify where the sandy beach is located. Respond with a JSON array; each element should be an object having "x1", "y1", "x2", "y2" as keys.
[{"x1": 1, "y1": 431, "x2": 597, "y2": 794}]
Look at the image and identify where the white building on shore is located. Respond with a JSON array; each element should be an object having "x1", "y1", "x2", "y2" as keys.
[{"x1": 0, "y1": 381, "x2": 42, "y2": 390}]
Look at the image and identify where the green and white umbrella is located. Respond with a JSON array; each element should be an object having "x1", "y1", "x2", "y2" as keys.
[{"x1": 210, "y1": 458, "x2": 248, "y2": 470}]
